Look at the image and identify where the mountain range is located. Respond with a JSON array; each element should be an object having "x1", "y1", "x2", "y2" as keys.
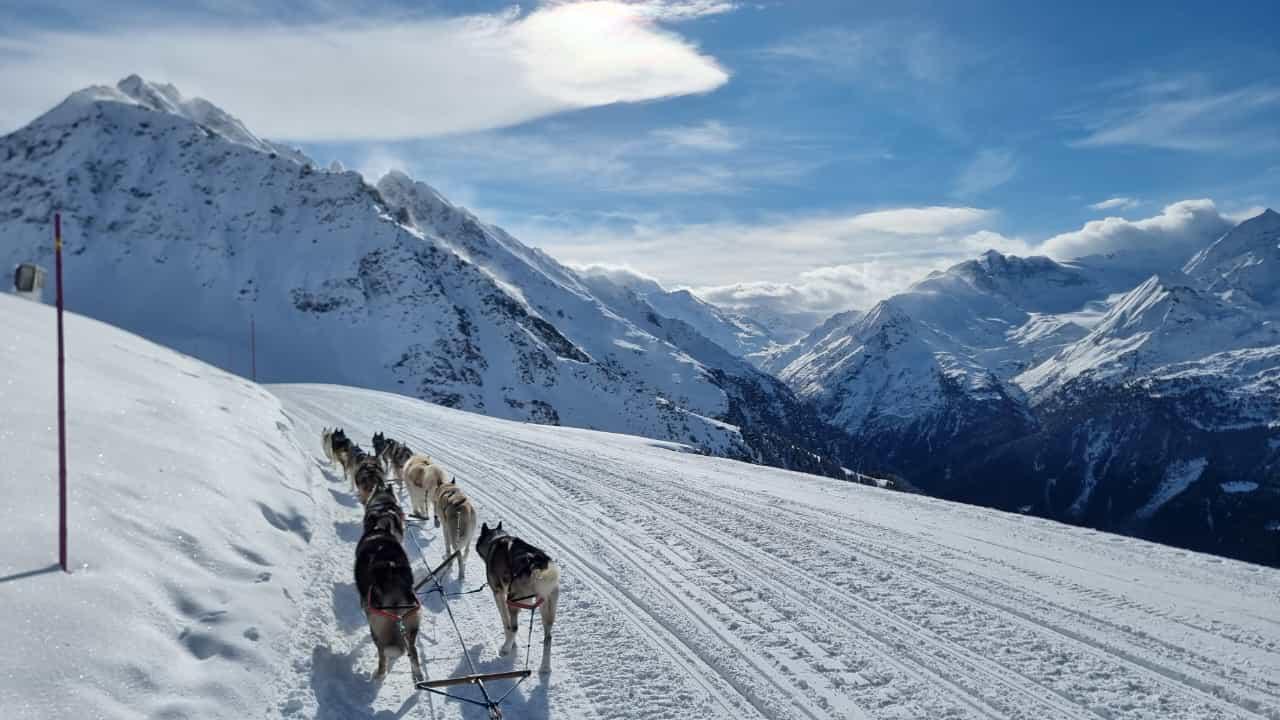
[
  {"x1": 0, "y1": 76, "x2": 851, "y2": 478},
  {"x1": 769, "y1": 211, "x2": 1280, "y2": 564},
  {"x1": 2, "y1": 76, "x2": 1275, "y2": 564}
]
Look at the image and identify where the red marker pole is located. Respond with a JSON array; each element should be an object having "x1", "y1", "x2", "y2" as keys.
[{"x1": 55, "y1": 213, "x2": 68, "y2": 573}]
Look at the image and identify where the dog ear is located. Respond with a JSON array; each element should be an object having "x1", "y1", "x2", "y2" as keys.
[
  {"x1": 496, "y1": 521, "x2": 503, "y2": 530},
  {"x1": 481, "y1": 522, "x2": 489, "y2": 532}
]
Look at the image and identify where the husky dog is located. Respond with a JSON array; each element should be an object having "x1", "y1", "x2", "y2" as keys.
[
  {"x1": 387, "y1": 441, "x2": 414, "y2": 481},
  {"x1": 331, "y1": 429, "x2": 354, "y2": 475},
  {"x1": 363, "y1": 481, "x2": 406, "y2": 541},
  {"x1": 373, "y1": 433, "x2": 415, "y2": 483},
  {"x1": 321, "y1": 427, "x2": 336, "y2": 464},
  {"x1": 372, "y1": 432, "x2": 390, "y2": 471},
  {"x1": 476, "y1": 522, "x2": 560, "y2": 672},
  {"x1": 355, "y1": 524, "x2": 422, "y2": 682},
  {"x1": 401, "y1": 455, "x2": 446, "y2": 520},
  {"x1": 431, "y1": 479, "x2": 476, "y2": 580},
  {"x1": 351, "y1": 451, "x2": 386, "y2": 505}
]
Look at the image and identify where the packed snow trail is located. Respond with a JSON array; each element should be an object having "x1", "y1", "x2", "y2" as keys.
[{"x1": 276, "y1": 384, "x2": 1280, "y2": 720}]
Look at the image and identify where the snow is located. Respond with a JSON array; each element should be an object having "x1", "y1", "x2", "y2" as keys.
[
  {"x1": 0, "y1": 294, "x2": 314, "y2": 718},
  {"x1": 1135, "y1": 457, "x2": 1210, "y2": 519},
  {"x1": 6, "y1": 294, "x2": 1280, "y2": 719},
  {"x1": 1017, "y1": 272, "x2": 1280, "y2": 407},
  {"x1": 1221, "y1": 481, "x2": 1259, "y2": 493}
]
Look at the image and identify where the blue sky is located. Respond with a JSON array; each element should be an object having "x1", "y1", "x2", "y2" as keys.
[{"x1": 2, "y1": 0, "x2": 1277, "y2": 316}]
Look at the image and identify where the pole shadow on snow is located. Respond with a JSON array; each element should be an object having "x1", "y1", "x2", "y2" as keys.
[
  {"x1": 309, "y1": 644, "x2": 421, "y2": 720},
  {"x1": 435, "y1": 644, "x2": 551, "y2": 720},
  {"x1": 0, "y1": 563, "x2": 60, "y2": 584}
]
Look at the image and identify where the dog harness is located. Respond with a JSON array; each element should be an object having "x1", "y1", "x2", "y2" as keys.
[{"x1": 365, "y1": 586, "x2": 421, "y2": 620}]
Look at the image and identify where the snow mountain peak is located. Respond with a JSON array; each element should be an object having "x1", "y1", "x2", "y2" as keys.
[
  {"x1": 1184, "y1": 207, "x2": 1280, "y2": 309},
  {"x1": 39, "y1": 75, "x2": 311, "y2": 164}
]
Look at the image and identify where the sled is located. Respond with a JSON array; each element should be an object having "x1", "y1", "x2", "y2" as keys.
[{"x1": 402, "y1": 533, "x2": 541, "y2": 719}]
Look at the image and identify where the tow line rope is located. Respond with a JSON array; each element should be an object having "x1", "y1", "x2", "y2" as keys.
[{"x1": 399, "y1": 504, "x2": 537, "y2": 719}]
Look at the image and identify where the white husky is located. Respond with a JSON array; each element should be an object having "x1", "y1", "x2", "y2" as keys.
[
  {"x1": 431, "y1": 479, "x2": 477, "y2": 580},
  {"x1": 401, "y1": 454, "x2": 446, "y2": 520},
  {"x1": 320, "y1": 427, "x2": 335, "y2": 465}
]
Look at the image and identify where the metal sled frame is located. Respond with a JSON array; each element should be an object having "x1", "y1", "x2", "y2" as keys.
[{"x1": 402, "y1": 531, "x2": 537, "y2": 720}]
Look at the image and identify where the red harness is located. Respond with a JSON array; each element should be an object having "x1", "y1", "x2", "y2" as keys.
[{"x1": 366, "y1": 586, "x2": 421, "y2": 620}]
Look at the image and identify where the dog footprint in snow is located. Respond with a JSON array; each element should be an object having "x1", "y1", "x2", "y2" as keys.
[
  {"x1": 256, "y1": 571, "x2": 272, "y2": 583},
  {"x1": 243, "y1": 626, "x2": 260, "y2": 642}
]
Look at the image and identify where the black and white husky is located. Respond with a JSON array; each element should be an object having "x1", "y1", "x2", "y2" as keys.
[
  {"x1": 476, "y1": 522, "x2": 560, "y2": 672},
  {"x1": 373, "y1": 432, "x2": 414, "y2": 484},
  {"x1": 350, "y1": 449, "x2": 385, "y2": 505},
  {"x1": 355, "y1": 533, "x2": 421, "y2": 682},
  {"x1": 363, "y1": 481, "x2": 405, "y2": 541},
  {"x1": 329, "y1": 428, "x2": 353, "y2": 472}
]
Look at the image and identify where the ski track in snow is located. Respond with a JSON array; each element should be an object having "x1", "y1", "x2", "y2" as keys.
[{"x1": 274, "y1": 384, "x2": 1280, "y2": 720}]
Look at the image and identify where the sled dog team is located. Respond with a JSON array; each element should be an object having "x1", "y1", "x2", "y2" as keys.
[{"x1": 321, "y1": 427, "x2": 561, "y2": 683}]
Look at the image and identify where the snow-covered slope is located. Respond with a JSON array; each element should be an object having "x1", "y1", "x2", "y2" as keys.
[
  {"x1": 0, "y1": 293, "x2": 317, "y2": 719},
  {"x1": 0, "y1": 76, "x2": 840, "y2": 472},
  {"x1": 574, "y1": 265, "x2": 785, "y2": 363},
  {"x1": 6, "y1": 292, "x2": 1280, "y2": 719},
  {"x1": 1185, "y1": 208, "x2": 1280, "y2": 311},
  {"x1": 756, "y1": 307, "x2": 865, "y2": 376},
  {"x1": 1018, "y1": 272, "x2": 1280, "y2": 402}
]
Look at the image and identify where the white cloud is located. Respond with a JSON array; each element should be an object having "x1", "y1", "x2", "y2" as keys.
[
  {"x1": 1089, "y1": 197, "x2": 1140, "y2": 211},
  {"x1": 1041, "y1": 199, "x2": 1233, "y2": 265},
  {"x1": 763, "y1": 24, "x2": 977, "y2": 86},
  {"x1": 524, "y1": 199, "x2": 1246, "y2": 321},
  {"x1": 514, "y1": 205, "x2": 994, "y2": 314},
  {"x1": 958, "y1": 229, "x2": 1034, "y2": 256},
  {"x1": 611, "y1": 0, "x2": 739, "y2": 20},
  {"x1": 1223, "y1": 205, "x2": 1269, "y2": 224},
  {"x1": 0, "y1": 2, "x2": 730, "y2": 139},
  {"x1": 841, "y1": 207, "x2": 990, "y2": 234},
  {"x1": 953, "y1": 149, "x2": 1018, "y2": 198},
  {"x1": 1068, "y1": 78, "x2": 1280, "y2": 152},
  {"x1": 650, "y1": 120, "x2": 740, "y2": 151},
  {"x1": 380, "y1": 121, "x2": 817, "y2": 195},
  {"x1": 355, "y1": 146, "x2": 412, "y2": 183}
]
